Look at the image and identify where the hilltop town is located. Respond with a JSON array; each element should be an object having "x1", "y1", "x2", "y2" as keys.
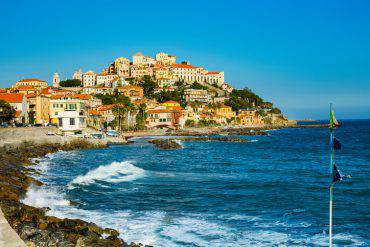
[{"x1": 0, "y1": 52, "x2": 292, "y2": 135}]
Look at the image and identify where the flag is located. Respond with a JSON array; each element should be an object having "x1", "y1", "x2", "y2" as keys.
[
  {"x1": 330, "y1": 110, "x2": 340, "y2": 129},
  {"x1": 333, "y1": 137, "x2": 342, "y2": 150},
  {"x1": 333, "y1": 163, "x2": 342, "y2": 183}
]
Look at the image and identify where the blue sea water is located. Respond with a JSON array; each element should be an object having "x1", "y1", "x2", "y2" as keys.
[{"x1": 23, "y1": 120, "x2": 370, "y2": 246}]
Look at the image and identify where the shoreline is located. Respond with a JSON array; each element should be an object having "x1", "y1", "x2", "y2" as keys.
[{"x1": 0, "y1": 138, "x2": 144, "y2": 247}]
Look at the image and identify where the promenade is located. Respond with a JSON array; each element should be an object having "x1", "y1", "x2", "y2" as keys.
[{"x1": 0, "y1": 208, "x2": 25, "y2": 247}]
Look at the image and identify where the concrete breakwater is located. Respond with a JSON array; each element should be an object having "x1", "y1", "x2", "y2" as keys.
[{"x1": 0, "y1": 139, "x2": 144, "y2": 247}]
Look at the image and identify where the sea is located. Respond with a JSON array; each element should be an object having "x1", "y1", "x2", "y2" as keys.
[{"x1": 23, "y1": 120, "x2": 370, "y2": 246}]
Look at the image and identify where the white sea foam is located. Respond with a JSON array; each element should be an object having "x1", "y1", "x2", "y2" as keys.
[
  {"x1": 68, "y1": 161, "x2": 146, "y2": 188},
  {"x1": 173, "y1": 139, "x2": 184, "y2": 148},
  {"x1": 22, "y1": 185, "x2": 70, "y2": 210}
]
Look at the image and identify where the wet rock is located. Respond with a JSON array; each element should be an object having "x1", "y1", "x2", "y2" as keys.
[
  {"x1": 149, "y1": 139, "x2": 182, "y2": 149},
  {"x1": 178, "y1": 137, "x2": 251, "y2": 142}
]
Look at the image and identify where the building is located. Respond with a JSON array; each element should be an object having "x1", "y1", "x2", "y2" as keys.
[
  {"x1": 184, "y1": 89, "x2": 212, "y2": 103},
  {"x1": 82, "y1": 86, "x2": 113, "y2": 95},
  {"x1": 155, "y1": 52, "x2": 176, "y2": 66},
  {"x1": 146, "y1": 106, "x2": 181, "y2": 129},
  {"x1": 132, "y1": 52, "x2": 156, "y2": 65},
  {"x1": 53, "y1": 72, "x2": 60, "y2": 87},
  {"x1": 215, "y1": 105, "x2": 236, "y2": 119},
  {"x1": 154, "y1": 65, "x2": 173, "y2": 80},
  {"x1": 49, "y1": 95, "x2": 87, "y2": 134},
  {"x1": 96, "y1": 73, "x2": 118, "y2": 86},
  {"x1": 221, "y1": 83, "x2": 234, "y2": 93},
  {"x1": 130, "y1": 64, "x2": 154, "y2": 78},
  {"x1": 97, "y1": 104, "x2": 115, "y2": 124},
  {"x1": 72, "y1": 69, "x2": 83, "y2": 81},
  {"x1": 170, "y1": 63, "x2": 206, "y2": 84},
  {"x1": 205, "y1": 72, "x2": 224, "y2": 86},
  {"x1": 82, "y1": 71, "x2": 96, "y2": 87},
  {"x1": 12, "y1": 85, "x2": 37, "y2": 95},
  {"x1": 238, "y1": 109, "x2": 264, "y2": 126},
  {"x1": 13, "y1": 78, "x2": 47, "y2": 90},
  {"x1": 117, "y1": 85, "x2": 144, "y2": 101},
  {"x1": 106, "y1": 57, "x2": 131, "y2": 78},
  {"x1": 27, "y1": 92, "x2": 51, "y2": 124},
  {"x1": 0, "y1": 93, "x2": 28, "y2": 123}
]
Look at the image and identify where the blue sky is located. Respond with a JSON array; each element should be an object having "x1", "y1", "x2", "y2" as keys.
[{"x1": 1, "y1": 0, "x2": 369, "y2": 119}]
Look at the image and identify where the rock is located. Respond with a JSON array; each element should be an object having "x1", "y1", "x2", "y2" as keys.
[
  {"x1": 149, "y1": 139, "x2": 182, "y2": 149},
  {"x1": 179, "y1": 137, "x2": 251, "y2": 142}
]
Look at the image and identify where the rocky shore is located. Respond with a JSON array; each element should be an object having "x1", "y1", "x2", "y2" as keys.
[
  {"x1": 0, "y1": 139, "x2": 144, "y2": 247},
  {"x1": 149, "y1": 137, "x2": 250, "y2": 149}
]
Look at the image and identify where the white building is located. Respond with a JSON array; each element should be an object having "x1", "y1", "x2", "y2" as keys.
[
  {"x1": 132, "y1": 52, "x2": 156, "y2": 65},
  {"x1": 49, "y1": 95, "x2": 86, "y2": 135},
  {"x1": 184, "y1": 89, "x2": 212, "y2": 103},
  {"x1": 73, "y1": 69, "x2": 83, "y2": 81},
  {"x1": 82, "y1": 71, "x2": 96, "y2": 87}
]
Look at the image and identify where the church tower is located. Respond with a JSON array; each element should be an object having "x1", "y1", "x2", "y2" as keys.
[{"x1": 53, "y1": 72, "x2": 60, "y2": 87}]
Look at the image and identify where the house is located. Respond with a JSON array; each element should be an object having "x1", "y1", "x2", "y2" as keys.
[
  {"x1": 27, "y1": 92, "x2": 51, "y2": 124},
  {"x1": 49, "y1": 95, "x2": 87, "y2": 135},
  {"x1": 0, "y1": 93, "x2": 28, "y2": 123},
  {"x1": 155, "y1": 52, "x2": 176, "y2": 66},
  {"x1": 96, "y1": 73, "x2": 118, "y2": 86},
  {"x1": 215, "y1": 105, "x2": 236, "y2": 119},
  {"x1": 117, "y1": 85, "x2": 144, "y2": 101},
  {"x1": 184, "y1": 89, "x2": 212, "y2": 103},
  {"x1": 82, "y1": 71, "x2": 96, "y2": 87},
  {"x1": 97, "y1": 104, "x2": 115, "y2": 124},
  {"x1": 146, "y1": 107, "x2": 181, "y2": 129},
  {"x1": 238, "y1": 109, "x2": 264, "y2": 126},
  {"x1": 13, "y1": 78, "x2": 48, "y2": 90}
]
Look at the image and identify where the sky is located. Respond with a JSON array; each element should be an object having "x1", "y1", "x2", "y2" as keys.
[{"x1": 0, "y1": 0, "x2": 369, "y2": 120}]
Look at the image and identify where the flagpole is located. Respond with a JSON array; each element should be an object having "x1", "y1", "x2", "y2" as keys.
[{"x1": 329, "y1": 103, "x2": 334, "y2": 247}]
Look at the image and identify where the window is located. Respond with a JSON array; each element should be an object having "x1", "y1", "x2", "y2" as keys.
[
  {"x1": 58, "y1": 118, "x2": 62, "y2": 126},
  {"x1": 70, "y1": 118, "x2": 75, "y2": 125}
]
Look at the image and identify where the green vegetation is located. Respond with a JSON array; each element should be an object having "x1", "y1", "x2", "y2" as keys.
[
  {"x1": 0, "y1": 100, "x2": 15, "y2": 124},
  {"x1": 225, "y1": 88, "x2": 281, "y2": 114},
  {"x1": 28, "y1": 111, "x2": 35, "y2": 125},
  {"x1": 190, "y1": 82, "x2": 207, "y2": 90},
  {"x1": 137, "y1": 75, "x2": 158, "y2": 99},
  {"x1": 185, "y1": 119, "x2": 196, "y2": 127},
  {"x1": 59, "y1": 79, "x2": 82, "y2": 87},
  {"x1": 94, "y1": 93, "x2": 131, "y2": 106},
  {"x1": 135, "y1": 103, "x2": 147, "y2": 130}
]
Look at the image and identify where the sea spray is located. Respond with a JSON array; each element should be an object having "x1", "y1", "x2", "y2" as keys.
[{"x1": 68, "y1": 161, "x2": 146, "y2": 188}]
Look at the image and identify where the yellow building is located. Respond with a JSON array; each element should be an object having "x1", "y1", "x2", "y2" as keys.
[
  {"x1": 13, "y1": 78, "x2": 48, "y2": 89},
  {"x1": 27, "y1": 93, "x2": 51, "y2": 124},
  {"x1": 238, "y1": 109, "x2": 264, "y2": 126},
  {"x1": 155, "y1": 52, "x2": 176, "y2": 66},
  {"x1": 215, "y1": 105, "x2": 236, "y2": 119}
]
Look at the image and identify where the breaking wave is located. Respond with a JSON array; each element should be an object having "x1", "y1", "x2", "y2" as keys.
[{"x1": 68, "y1": 161, "x2": 146, "y2": 188}]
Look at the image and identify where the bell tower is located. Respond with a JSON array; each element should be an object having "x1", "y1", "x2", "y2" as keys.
[{"x1": 53, "y1": 72, "x2": 60, "y2": 87}]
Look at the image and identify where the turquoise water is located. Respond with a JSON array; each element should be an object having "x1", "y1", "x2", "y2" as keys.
[{"x1": 24, "y1": 120, "x2": 370, "y2": 246}]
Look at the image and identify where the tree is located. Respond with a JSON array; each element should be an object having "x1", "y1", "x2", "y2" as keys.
[
  {"x1": 225, "y1": 88, "x2": 270, "y2": 111},
  {"x1": 137, "y1": 75, "x2": 157, "y2": 99},
  {"x1": 0, "y1": 100, "x2": 15, "y2": 124},
  {"x1": 59, "y1": 79, "x2": 82, "y2": 87},
  {"x1": 190, "y1": 82, "x2": 207, "y2": 90},
  {"x1": 135, "y1": 103, "x2": 147, "y2": 130},
  {"x1": 28, "y1": 111, "x2": 35, "y2": 125}
]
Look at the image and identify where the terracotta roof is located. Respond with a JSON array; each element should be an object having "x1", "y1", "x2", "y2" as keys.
[
  {"x1": 171, "y1": 64, "x2": 198, "y2": 69},
  {"x1": 134, "y1": 52, "x2": 143, "y2": 56},
  {"x1": 15, "y1": 110, "x2": 22, "y2": 118},
  {"x1": 26, "y1": 93, "x2": 36, "y2": 98},
  {"x1": 147, "y1": 109, "x2": 171, "y2": 114},
  {"x1": 207, "y1": 72, "x2": 220, "y2": 75},
  {"x1": 98, "y1": 104, "x2": 114, "y2": 111},
  {"x1": 0, "y1": 89, "x2": 7, "y2": 93},
  {"x1": 17, "y1": 85, "x2": 36, "y2": 90},
  {"x1": 118, "y1": 85, "x2": 143, "y2": 90},
  {"x1": 18, "y1": 78, "x2": 45, "y2": 82},
  {"x1": 84, "y1": 71, "x2": 95, "y2": 75},
  {"x1": 0, "y1": 93, "x2": 24, "y2": 103},
  {"x1": 163, "y1": 100, "x2": 180, "y2": 104},
  {"x1": 89, "y1": 109, "x2": 100, "y2": 115}
]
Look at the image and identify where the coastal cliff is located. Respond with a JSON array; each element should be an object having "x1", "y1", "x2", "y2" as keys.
[{"x1": 0, "y1": 139, "x2": 143, "y2": 247}]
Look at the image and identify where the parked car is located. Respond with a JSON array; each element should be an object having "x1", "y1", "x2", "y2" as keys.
[
  {"x1": 47, "y1": 123, "x2": 57, "y2": 127},
  {"x1": 15, "y1": 123, "x2": 23, "y2": 127},
  {"x1": 106, "y1": 130, "x2": 119, "y2": 137},
  {"x1": 34, "y1": 123, "x2": 42, "y2": 127},
  {"x1": 0, "y1": 123, "x2": 9, "y2": 128}
]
